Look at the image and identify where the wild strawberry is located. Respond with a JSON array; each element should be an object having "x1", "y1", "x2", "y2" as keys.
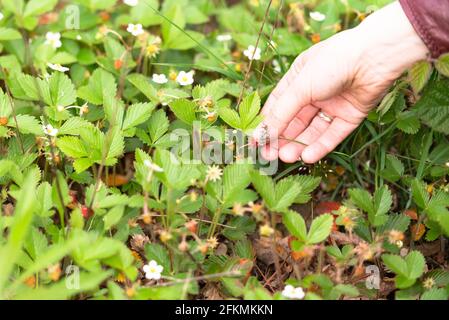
[
  {"x1": 0, "y1": 117, "x2": 8, "y2": 126},
  {"x1": 178, "y1": 240, "x2": 189, "y2": 252},
  {"x1": 185, "y1": 220, "x2": 198, "y2": 233},
  {"x1": 53, "y1": 154, "x2": 61, "y2": 164},
  {"x1": 198, "y1": 243, "x2": 209, "y2": 255},
  {"x1": 47, "y1": 264, "x2": 62, "y2": 281},
  {"x1": 114, "y1": 59, "x2": 123, "y2": 70},
  {"x1": 159, "y1": 230, "x2": 172, "y2": 243},
  {"x1": 38, "y1": 12, "x2": 58, "y2": 26},
  {"x1": 140, "y1": 211, "x2": 152, "y2": 224},
  {"x1": 24, "y1": 276, "x2": 36, "y2": 288},
  {"x1": 125, "y1": 286, "x2": 135, "y2": 298},
  {"x1": 404, "y1": 209, "x2": 418, "y2": 220},
  {"x1": 99, "y1": 11, "x2": 110, "y2": 22},
  {"x1": 81, "y1": 206, "x2": 90, "y2": 219},
  {"x1": 311, "y1": 33, "x2": 321, "y2": 44}
]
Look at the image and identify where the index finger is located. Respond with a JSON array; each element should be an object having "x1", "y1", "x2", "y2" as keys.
[{"x1": 261, "y1": 53, "x2": 308, "y2": 117}]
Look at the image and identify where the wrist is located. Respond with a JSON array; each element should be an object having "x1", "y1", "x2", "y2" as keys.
[{"x1": 355, "y1": 1, "x2": 429, "y2": 78}]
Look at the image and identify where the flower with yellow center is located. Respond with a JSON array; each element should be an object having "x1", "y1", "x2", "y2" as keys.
[
  {"x1": 259, "y1": 224, "x2": 274, "y2": 237},
  {"x1": 143, "y1": 260, "x2": 163, "y2": 280},
  {"x1": 146, "y1": 36, "x2": 162, "y2": 58},
  {"x1": 127, "y1": 23, "x2": 144, "y2": 37},
  {"x1": 423, "y1": 277, "x2": 435, "y2": 290},
  {"x1": 176, "y1": 70, "x2": 194, "y2": 86},
  {"x1": 42, "y1": 124, "x2": 58, "y2": 137}
]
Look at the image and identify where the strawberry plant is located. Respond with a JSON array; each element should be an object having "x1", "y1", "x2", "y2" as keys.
[{"x1": 0, "y1": 0, "x2": 448, "y2": 301}]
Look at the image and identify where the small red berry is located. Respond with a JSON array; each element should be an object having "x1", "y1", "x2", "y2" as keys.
[
  {"x1": 114, "y1": 59, "x2": 123, "y2": 70},
  {"x1": 99, "y1": 11, "x2": 110, "y2": 22},
  {"x1": 185, "y1": 220, "x2": 198, "y2": 233},
  {"x1": 81, "y1": 206, "x2": 90, "y2": 219}
]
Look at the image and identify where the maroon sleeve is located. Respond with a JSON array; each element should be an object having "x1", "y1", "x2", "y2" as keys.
[{"x1": 399, "y1": 0, "x2": 449, "y2": 58}]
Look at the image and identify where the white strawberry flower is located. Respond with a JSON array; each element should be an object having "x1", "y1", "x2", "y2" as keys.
[
  {"x1": 281, "y1": 285, "x2": 305, "y2": 299},
  {"x1": 45, "y1": 32, "x2": 62, "y2": 49},
  {"x1": 143, "y1": 260, "x2": 163, "y2": 280},
  {"x1": 42, "y1": 124, "x2": 58, "y2": 137},
  {"x1": 127, "y1": 23, "x2": 144, "y2": 37},
  {"x1": 0, "y1": 12, "x2": 4, "y2": 21},
  {"x1": 152, "y1": 73, "x2": 168, "y2": 84},
  {"x1": 206, "y1": 165, "x2": 223, "y2": 182},
  {"x1": 310, "y1": 11, "x2": 326, "y2": 22},
  {"x1": 216, "y1": 34, "x2": 232, "y2": 42},
  {"x1": 176, "y1": 70, "x2": 194, "y2": 86},
  {"x1": 243, "y1": 45, "x2": 261, "y2": 61},
  {"x1": 124, "y1": 0, "x2": 139, "y2": 6},
  {"x1": 47, "y1": 63, "x2": 69, "y2": 73}
]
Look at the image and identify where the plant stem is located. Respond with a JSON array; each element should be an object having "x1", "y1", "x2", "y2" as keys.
[{"x1": 208, "y1": 206, "x2": 223, "y2": 238}]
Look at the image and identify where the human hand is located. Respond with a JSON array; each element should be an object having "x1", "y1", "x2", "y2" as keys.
[{"x1": 253, "y1": 1, "x2": 429, "y2": 164}]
